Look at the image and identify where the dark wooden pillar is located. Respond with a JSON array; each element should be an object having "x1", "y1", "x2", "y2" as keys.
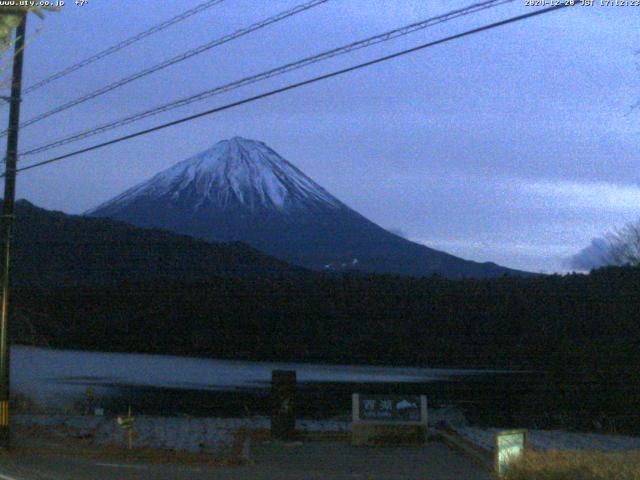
[{"x1": 271, "y1": 370, "x2": 296, "y2": 439}]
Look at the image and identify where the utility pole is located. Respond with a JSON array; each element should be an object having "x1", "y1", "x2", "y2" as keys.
[{"x1": 0, "y1": 12, "x2": 27, "y2": 448}]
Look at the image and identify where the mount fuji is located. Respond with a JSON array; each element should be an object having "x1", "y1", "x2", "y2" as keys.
[{"x1": 86, "y1": 137, "x2": 528, "y2": 278}]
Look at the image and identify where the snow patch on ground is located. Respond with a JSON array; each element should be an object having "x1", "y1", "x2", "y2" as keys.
[
  {"x1": 13, "y1": 415, "x2": 353, "y2": 453},
  {"x1": 14, "y1": 408, "x2": 468, "y2": 453},
  {"x1": 451, "y1": 425, "x2": 640, "y2": 452},
  {"x1": 16, "y1": 413, "x2": 640, "y2": 455}
]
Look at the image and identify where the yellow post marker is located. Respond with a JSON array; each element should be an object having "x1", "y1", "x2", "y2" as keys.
[
  {"x1": 116, "y1": 405, "x2": 135, "y2": 450},
  {"x1": 0, "y1": 400, "x2": 8, "y2": 427},
  {"x1": 127, "y1": 406, "x2": 132, "y2": 450}
]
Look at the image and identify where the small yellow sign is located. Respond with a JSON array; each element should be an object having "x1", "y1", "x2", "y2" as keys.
[
  {"x1": 117, "y1": 415, "x2": 134, "y2": 430},
  {"x1": 117, "y1": 406, "x2": 135, "y2": 449}
]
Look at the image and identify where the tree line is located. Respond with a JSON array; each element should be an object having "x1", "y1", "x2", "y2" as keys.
[{"x1": 10, "y1": 265, "x2": 640, "y2": 432}]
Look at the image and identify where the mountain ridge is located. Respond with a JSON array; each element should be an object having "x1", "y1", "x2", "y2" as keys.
[
  {"x1": 7, "y1": 199, "x2": 307, "y2": 287},
  {"x1": 87, "y1": 137, "x2": 533, "y2": 279}
]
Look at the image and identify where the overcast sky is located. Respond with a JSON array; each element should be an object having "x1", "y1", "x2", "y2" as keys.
[{"x1": 1, "y1": 0, "x2": 638, "y2": 273}]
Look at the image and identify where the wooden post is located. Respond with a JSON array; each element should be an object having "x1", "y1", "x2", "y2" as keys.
[
  {"x1": 271, "y1": 370, "x2": 296, "y2": 439},
  {"x1": 0, "y1": 13, "x2": 27, "y2": 449},
  {"x1": 127, "y1": 405, "x2": 132, "y2": 450}
]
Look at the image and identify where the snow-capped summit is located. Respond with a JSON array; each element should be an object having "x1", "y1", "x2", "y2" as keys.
[
  {"x1": 87, "y1": 138, "x2": 530, "y2": 278},
  {"x1": 87, "y1": 137, "x2": 342, "y2": 215}
]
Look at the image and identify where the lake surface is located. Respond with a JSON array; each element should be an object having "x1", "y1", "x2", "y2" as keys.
[{"x1": 11, "y1": 345, "x2": 524, "y2": 420}]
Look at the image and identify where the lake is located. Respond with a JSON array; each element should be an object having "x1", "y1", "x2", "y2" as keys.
[{"x1": 11, "y1": 345, "x2": 527, "y2": 421}]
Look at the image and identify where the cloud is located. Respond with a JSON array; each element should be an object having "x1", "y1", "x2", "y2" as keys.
[
  {"x1": 564, "y1": 237, "x2": 612, "y2": 271},
  {"x1": 387, "y1": 228, "x2": 408, "y2": 239},
  {"x1": 523, "y1": 180, "x2": 640, "y2": 212},
  {"x1": 412, "y1": 236, "x2": 575, "y2": 274}
]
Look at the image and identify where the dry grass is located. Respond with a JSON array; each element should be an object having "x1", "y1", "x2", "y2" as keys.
[{"x1": 504, "y1": 450, "x2": 640, "y2": 480}]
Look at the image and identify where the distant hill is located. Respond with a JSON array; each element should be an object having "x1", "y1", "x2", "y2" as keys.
[
  {"x1": 7, "y1": 200, "x2": 307, "y2": 287},
  {"x1": 87, "y1": 137, "x2": 532, "y2": 279}
]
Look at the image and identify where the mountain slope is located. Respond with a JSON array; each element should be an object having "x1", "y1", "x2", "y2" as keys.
[
  {"x1": 8, "y1": 200, "x2": 306, "y2": 287},
  {"x1": 87, "y1": 137, "x2": 530, "y2": 278}
]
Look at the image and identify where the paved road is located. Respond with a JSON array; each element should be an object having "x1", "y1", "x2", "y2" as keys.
[{"x1": 0, "y1": 440, "x2": 492, "y2": 479}]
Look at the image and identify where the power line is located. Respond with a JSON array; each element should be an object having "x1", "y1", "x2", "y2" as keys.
[
  {"x1": 21, "y1": 0, "x2": 226, "y2": 96},
  {"x1": 8, "y1": 0, "x2": 329, "y2": 135},
  {"x1": 21, "y1": 0, "x2": 516, "y2": 157},
  {"x1": 14, "y1": 4, "x2": 571, "y2": 175}
]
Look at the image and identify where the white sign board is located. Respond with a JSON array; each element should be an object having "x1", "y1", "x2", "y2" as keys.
[
  {"x1": 352, "y1": 394, "x2": 427, "y2": 425},
  {"x1": 351, "y1": 393, "x2": 428, "y2": 445},
  {"x1": 494, "y1": 429, "x2": 527, "y2": 477}
]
